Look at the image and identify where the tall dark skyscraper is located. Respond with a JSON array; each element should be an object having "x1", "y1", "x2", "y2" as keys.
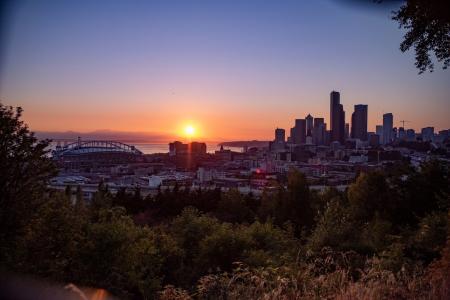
[
  {"x1": 290, "y1": 127, "x2": 296, "y2": 143},
  {"x1": 330, "y1": 91, "x2": 345, "y2": 143},
  {"x1": 351, "y1": 104, "x2": 368, "y2": 141},
  {"x1": 383, "y1": 113, "x2": 393, "y2": 144},
  {"x1": 313, "y1": 117, "x2": 325, "y2": 145},
  {"x1": 376, "y1": 125, "x2": 383, "y2": 142},
  {"x1": 291, "y1": 119, "x2": 306, "y2": 144},
  {"x1": 305, "y1": 114, "x2": 313, "y2": 136}
]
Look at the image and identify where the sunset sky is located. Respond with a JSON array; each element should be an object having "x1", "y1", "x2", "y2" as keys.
[{"x1": 1, "y1": 0, "x2": 449, "y2": 141}]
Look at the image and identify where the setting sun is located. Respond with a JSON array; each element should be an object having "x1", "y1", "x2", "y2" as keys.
[{"x1": 184, "y1": 125, "x2": 195, "y2": 137}]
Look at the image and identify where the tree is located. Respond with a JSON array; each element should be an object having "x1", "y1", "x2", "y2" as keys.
[
  {"x1": 399, "y1": 160, "x2": 449, "y2": 224},
  {"x1": 170, "y1": 208, "x2": 222, "y2": 285},
  {"x1": 308, "y1": 198, "x2": 358, "y2": 252},
  {"x1": 80, "y1": 207, "x2": 165, "y2": 298},
  {"x1": 241, "y1": 221, "x2": 299, "y2": 267},
  {"x1": 0, "y1": 103, "x2": 57, "y2": 266},
  {"x1": 393, "y1": 0, "x2": 450, "y2": 73},
  {"x1": 90, "y1": 181, "x2": 113, "y2": 216},
  {"x1": 347, "y1": 171, "x2": 394, "y2": 221},
  {"x1": 216, "y1": 189, "x2": 255, "y2": 223},
  {"x1": 284, "y1": 169, "x2": 314, "y2": 231},
  {"x1": 20, "y1": 192, "x2": 87, "y2": 281},
  {"x1": 409, "y1": 212, "x2": 449, "y2": 262},
  {"x1": 197, "y1": 223, "x2": 250, "y2": 273}
]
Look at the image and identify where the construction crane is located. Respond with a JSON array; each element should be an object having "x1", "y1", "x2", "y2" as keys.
[{"x1": 399, "y1": 120, "x2": 410, "y2": 128}]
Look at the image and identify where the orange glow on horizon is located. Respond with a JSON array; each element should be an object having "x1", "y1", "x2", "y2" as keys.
[{"x1": 13, "y1": 96, "x2": 450, "y2": 142}]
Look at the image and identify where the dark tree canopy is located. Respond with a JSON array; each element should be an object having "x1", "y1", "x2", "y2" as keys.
[
  {"x1": 0, "y1": 103, "x2": 56, "y2": 264},
  {"x1": 393, "y1": 0, "x2": 450, "y2": 73}
]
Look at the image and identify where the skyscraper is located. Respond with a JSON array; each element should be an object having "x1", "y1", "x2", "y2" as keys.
[
  {"x1": 305, "y1": 114, "x2": 313, "y2": 136},
  {"x1": 383, "y1": 113, "x2": 393, "y2": 144},
  {"x1": 313, "y1": 117, "x2": 324, "y2": 129},
  {"x1": 291, "y1": 119, "x2": 306, "y2": 144},
  {"x1": 274, "y1": 128, "x2": 285, "y2": 142},
  {"x1": 330, "y1": 91, "x2": 345, "y2": 144},
  {"x1": 351, "y1": 104, "x2": 368, "y2": 141},
  {"x1": 376, "y1": 125, "x2": 383, "y2": 141},
  {"x1": 290, "y1": 127, "x2": 296, "y2": 143},
  {"x1": 313, "y1": 117, "x2": 325, "y2": 145},
  {"x1": 421, "y1": 127, "x2": 434, "y2": 141}
]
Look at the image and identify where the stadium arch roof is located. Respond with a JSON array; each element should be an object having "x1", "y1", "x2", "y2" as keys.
[{"x1": 52, "y1": 140, "x2": 143, "y2": 157}]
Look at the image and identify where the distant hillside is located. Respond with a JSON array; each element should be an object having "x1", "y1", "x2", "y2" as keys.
[{"x1": 218, "y1": 140, "x2": 270, "y2": 148}]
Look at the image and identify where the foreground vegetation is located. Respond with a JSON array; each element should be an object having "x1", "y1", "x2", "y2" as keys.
[{"x1": 1, "y1": 103, "x2": 449, "y2": 299}]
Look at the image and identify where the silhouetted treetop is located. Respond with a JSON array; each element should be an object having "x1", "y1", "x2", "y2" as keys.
[
  {"x1": 393, "y1": 0, "x2": 450, "y2": 73},
  {"x1": 0, "y1": 103, "x2": 56, "y2": 265}
]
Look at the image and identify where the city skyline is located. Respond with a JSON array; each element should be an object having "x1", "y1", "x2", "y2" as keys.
[
  {"x1": 2, "y1": 87, "x2": 448, "y2": 143},
  {"x1": 1, "y1": 0, "x2": 449, "y2": 141}
]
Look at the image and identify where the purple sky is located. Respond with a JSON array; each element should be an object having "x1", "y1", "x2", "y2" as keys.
[{"x1": 1, "y1": 0, "x2": 449, "y2": 140}]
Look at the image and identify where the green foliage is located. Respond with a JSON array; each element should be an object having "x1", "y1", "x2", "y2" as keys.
[
  {"x1": 80, "y1": 207, "x2": 164, "y2": 298},
  {"x1": 90, "y1": 182, "x2": 113, "y2": 216},
  {"x1": 20, "y1": 192, "x2": 87, "y2": 279},
  {"x1": 404, "y1": 160, "x2": 449, "y2": 214},
  {"x1": 242, "y1": 221, "x2": 298, "y2": 267},
  {"x1": 360, "y1": 213, "x2": 393, "y2": 253},
  {"x1": 171, "y1": 207, "x2": 221, "y2": 260},
  {"x1": 258, "y1": 169, "x2": 314, "y2": 234},
  {"x1": 165, "y1": 208, "x2": 301, "y2": 288},
  {"x1": 409, "y1": 212, "x2": 449, "y2": 262},
  {"x1": 285, "y1": 169, "x2": 314, "y2": 230},
  {"x1": 347, "y1": 171, "x2": 393, "y2": 221},
  {"x1": 216, "y1": 189, "x2": 255, "y2": 223},
  {"x1": 310, "y1": 163, "x2": 449, "y2": 260},
  {"x1": 310, "y1": 186, "x2": 343, "y2": 215},
  {"x1": 197, "y1": 223, "x2": 250, "y2": 273},
  {"x1": 308, "y1": 198, "x2": 358, "y2": 252}
]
